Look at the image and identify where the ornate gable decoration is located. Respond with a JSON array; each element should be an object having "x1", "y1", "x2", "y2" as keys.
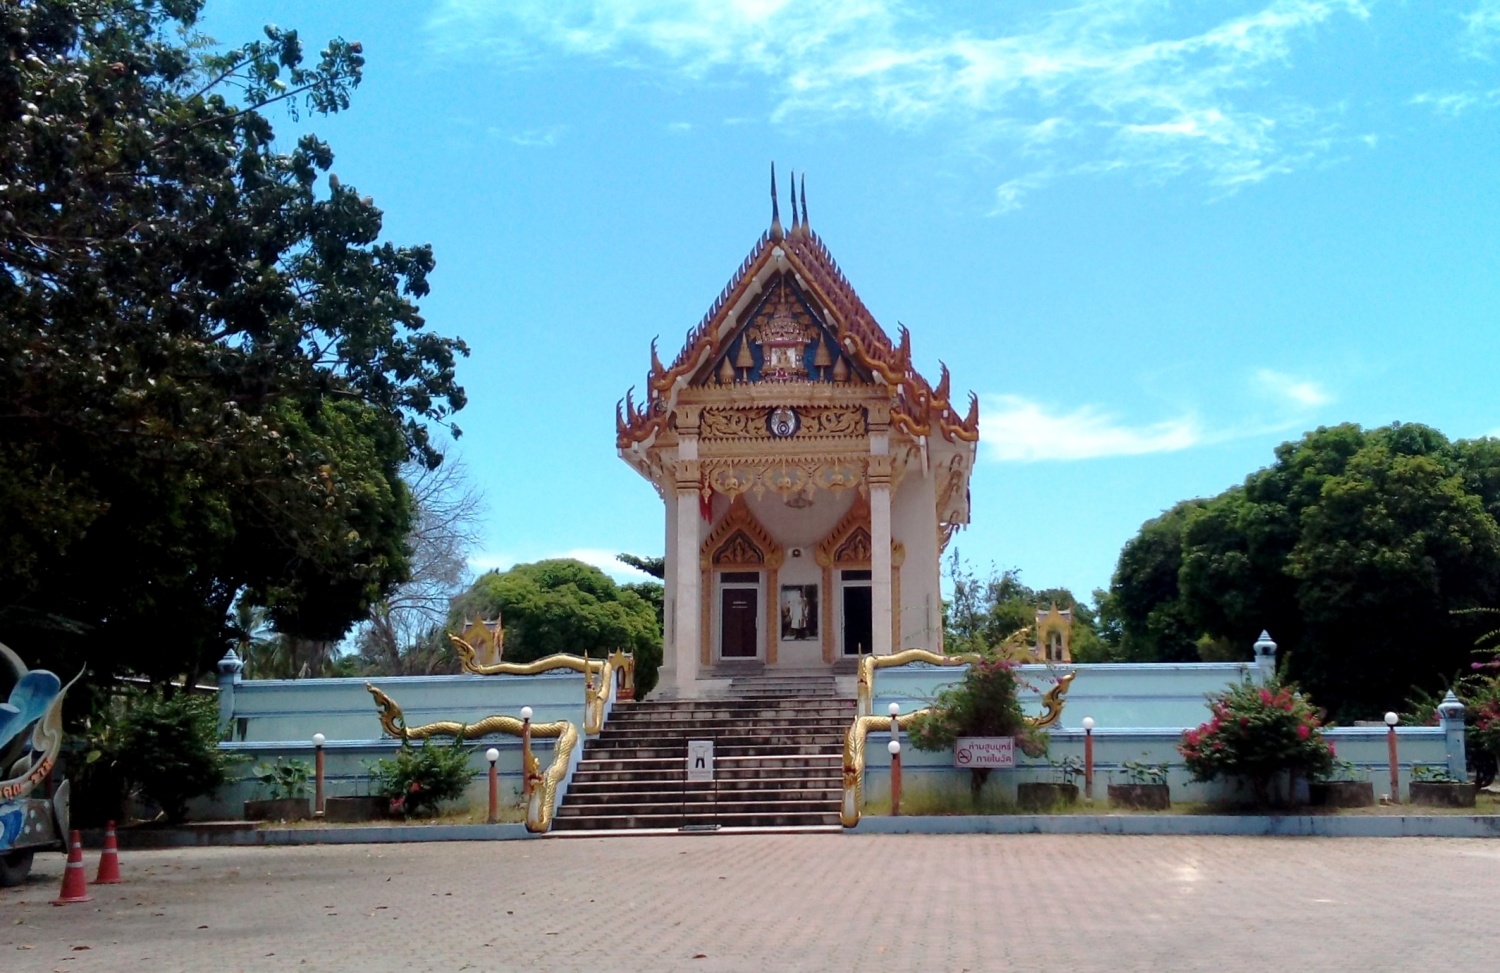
[
  {"x1": 697, "y1": 275, "x2": 859, "y2": 387},
  {"x1": 616, "y1": 167, "x2": 980, "y2": 452},
  {"x1": 816, "y1": 494, "x2": 870, "y2": 567},
  {"x1": 701, "y1": 495, "x2": 784, "y2": 570}
]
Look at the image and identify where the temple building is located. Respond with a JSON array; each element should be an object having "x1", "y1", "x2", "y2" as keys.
[{"x1": 616, "y1": 170, "x2": 979, "y2": 696}]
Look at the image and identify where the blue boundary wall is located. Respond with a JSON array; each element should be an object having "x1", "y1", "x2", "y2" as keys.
[
  {"x1": 862, "y1": 661, "x2": 1463, "y2": 807},
  {"x1": 199, "y1": 667, "x2": 595, "y2": 820}
]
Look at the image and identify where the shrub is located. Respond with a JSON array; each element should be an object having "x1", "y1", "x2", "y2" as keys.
[
  {"x1": 909, "y1": 656, "x2": 1048, "y2": 803},
  {"x1": 251, "y1": 758, "x2": 312, "y2": 800},
  {"x1": 371, "y1": 738, "x2": 474, "y2": 817},
  {"x1": 104, "y1": 689, "x2": 238, "y2": 824},
  {"x1": 1178, "y1": 678, "x2": 1334, "y2": 805},
  {"x1": 1119, "y1": 758, "x2": 1170, "y2": 786}
]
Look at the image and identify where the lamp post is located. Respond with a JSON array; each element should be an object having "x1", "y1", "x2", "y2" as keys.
[
  {"x1": 520, "y1": 707, "x2": 535, "y2": 802},
  {"x1": 485, "y1": 747, "x2": 500, "y2": 824},
  {"x1": 311, "y1": 733, "x2": 326, "y2": 816},
  {"x1": 888, "y1": 739, "x2": 902, "y2": 816},
  {"x1": 1385, "y1": 711, "x2": 1400, "y2": 803},
  {"x1": 1081, "y1": 717, "x2": 1095, "y2": 801},
  {"x1": 888, "y1": 702, "x2": 900, "y2": 740}
]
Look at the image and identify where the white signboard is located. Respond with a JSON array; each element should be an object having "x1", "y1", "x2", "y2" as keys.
[
  {"x1": 686, "y1": 740, "x2": 715, "y2": 782},
  {"x1": 954, "y1": 737, "x2": 1015, "y2": 769}
]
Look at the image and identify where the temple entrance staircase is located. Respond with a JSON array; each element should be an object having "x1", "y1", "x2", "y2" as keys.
[{"x1": 553, "y1": 673, "x2": 853, "y2": 832}]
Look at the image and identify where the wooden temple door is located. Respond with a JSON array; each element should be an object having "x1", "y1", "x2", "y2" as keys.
[
  {"x1": 720, "y1": 586, "x2": 759, "y2": 658},
  {"x1": 841, "y1": 577, "x2": 872, "y2": 656}
]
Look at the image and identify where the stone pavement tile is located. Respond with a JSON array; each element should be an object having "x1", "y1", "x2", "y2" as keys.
[{"x1": 2, "y1": 835, "x2": 1498, "y2": 972}]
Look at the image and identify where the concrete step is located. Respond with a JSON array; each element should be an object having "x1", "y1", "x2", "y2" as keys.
[
  {"x1": 587, "y1": 730, "x2": 846, "y2": 746},
  {"x1": 583, "y1": 743, "x2": 843, "y2": 760},
  {"x1": 551, "y1": 810, "x2": 842, "y2": 831},
  {"x1": 566, "y1": 778, "x2": 841, "y2": 797},
  {"x1": 555, "y1": 690, "x2": 854, "y2": 834},
  {"x1": 558, "y1": 798, "x2": 839, "y2": 817}
]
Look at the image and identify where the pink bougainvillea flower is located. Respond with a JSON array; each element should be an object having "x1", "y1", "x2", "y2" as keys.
[{"x1": 1297, "y1": 724, "x2": 1311, "y2": 740}]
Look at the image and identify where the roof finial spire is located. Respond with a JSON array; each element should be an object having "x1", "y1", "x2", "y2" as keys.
[
  {"x1": 799, "y1": 172, "x2": 808, "y2": 233},
  {"x1": 790, "y1": 169, "x2": 800, "y2": 230},
  {"x1": 770, "y1": 162, "x2": 784, "y2": 240}
]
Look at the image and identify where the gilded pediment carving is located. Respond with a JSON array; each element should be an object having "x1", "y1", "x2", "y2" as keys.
[
  {"x1": 700, "y1": 494, "x2": 784, "y2": 569},
  {"x1": 699, "y1": 406, "x2": 866, "y2": 440}
]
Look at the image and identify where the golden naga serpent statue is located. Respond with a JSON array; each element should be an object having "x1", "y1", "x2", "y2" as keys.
[
  {"x1": 366, "y1": 683, "x2": 578, "y2": 834},
  {"x1": 856, "y1": 632, "x2": 1035, "y2": 717},
  {"x1": 448, "y1": 635, "x2": 614, "y2": 736},
  {"x1": 841, "y1": 657, "x2": 1077, "y2": 827}
]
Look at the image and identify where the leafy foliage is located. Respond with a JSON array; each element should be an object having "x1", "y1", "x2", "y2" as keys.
[
  {"x1": 450, "y1": 559, "x2": 663, "y2": 696},
  {"x1": 1178, "y1": 679, "x2": 1334, "y2": 804},
  {"x1": 251, "y1": 757, "x2": 311, "y2": 801},
  {"x1": 98, "y1": 689, "x2": 238, "y2": 824},
  {"x1": 1119, "y1": 758, "x2": 1170, "y2": 786},
  {"x1": 1105, "y1": 423, "x2": 1500, "y2": 718},
  {"x1": 943, "y1": 551, "x2": 1105, "y2": 659},
  {"x1": 0, "y1": 1, "x2": 467, "y2": 683},
  {"x1": 909, "y1": 657, "x2": 1048, "y2": 801},
  {"x1": 371, "y1": 738, "x2": 473, "y2": 818}
]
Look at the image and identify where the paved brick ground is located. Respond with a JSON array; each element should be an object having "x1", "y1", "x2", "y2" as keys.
[{"x1": 3, "y1": 834, "x2": 1498, "y2": 972}]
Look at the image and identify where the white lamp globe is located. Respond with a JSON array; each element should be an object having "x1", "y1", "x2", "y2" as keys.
[
  {"x1": 888, "y1": 703, "x2": 901, "y2": 717},
  {"x1": 887, "y1": 739, "x2": 901, "y2": 755},
  {"x1": 521, "y1": 706, "x2": 534, "y2": 721},
  {"x1": 1081, "y1": 717, "x2": 1095, "y2": 731},
  {"x1": 485, "y1": 747, "x2": 500, "y2": 763},
  {"x1": 1384, "y1": 712, "x2": 1399, "y2": 726},
  {"x1": 311, "y1": 732, "x2": 325, "y2": 747}
]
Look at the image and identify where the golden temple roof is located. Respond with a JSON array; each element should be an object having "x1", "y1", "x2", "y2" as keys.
[{"x1": 617, "y1": 166, "x2": 979, "y2": 451}]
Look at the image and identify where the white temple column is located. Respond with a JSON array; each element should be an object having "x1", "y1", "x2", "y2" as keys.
[
  {"x1": 672, "y1": 412, "x2": 703, "y2": 692},
  {"x1": 869, "y1": 408, "x2": 893, "y2": 656}
]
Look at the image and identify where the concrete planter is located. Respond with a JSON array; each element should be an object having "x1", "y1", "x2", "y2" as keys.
[
  {"x1": 1410, "y1": 781, "x2": 1477, "y2": 808},
  {"x1": 1108, "y1": 783, "x2": 1171, "y2": 810},
  {"x1": 1016, "y1": 782, "x2": 1078, "y2": 811},
  {"x1": 323, "y1": 796, "x2": 392, "y2": 823},
  {"x1": 244, "y1": 798, "x2": 311, "y2": 822},
  {"x1": 1308, "y1": 781, "x2": 1375, "y2": 808}
]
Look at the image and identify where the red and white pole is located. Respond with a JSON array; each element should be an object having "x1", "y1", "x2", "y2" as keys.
[
  {"x1": 1082, "y1": 717, "x2": 1096, "y2": 801},
  {"x1": 1384, "y1": 712, "x2": 1400, "y2": 803},
  {"x1": 485, "y1": 747, "x2": 500, "y2": 824},
  {"x1": 312, "y1": 732, "x2": 326, "y2": 816},
  {"x1": 888, "y1": 739, "x2": 902, "y2": 816}
]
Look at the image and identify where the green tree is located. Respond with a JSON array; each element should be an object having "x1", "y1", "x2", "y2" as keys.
[
  {"x1": 1108, "y1": 423, "x2": 1500, "y2": 719},
  {"x1": 943, "y1": 551, "x2": 1105, "y2": 659},
  {"x1": 0, "y1": 1, "x2": 467, "y2": 682},
  {"x1": 451, "y1": 560, "x2": 663, "y2": 696}
]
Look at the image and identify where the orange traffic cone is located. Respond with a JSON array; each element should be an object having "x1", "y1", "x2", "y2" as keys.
[
  {"x1": 53, "y1": 830, "x2": 92, "y2": 905},
  {"x1": 95, "y1": 820, "x2": 122, "y2": 885}
]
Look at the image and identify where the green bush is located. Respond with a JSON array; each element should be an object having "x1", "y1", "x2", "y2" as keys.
[
  {"x1": 909, "y1": 656, "x2": 1048, "y2": 803},
  {"x1": 101, "y1": 689, "x2": 238, "y2": 824},
  {"x1": 371, "y1": 738, "x2": 474, "y2": 817},
  {"x1": 1179, "y1": 679, "x2": 1334, "y2": 805},
  {"x1": 251, "y1": 758, "x2": 312, "y2": 800}
]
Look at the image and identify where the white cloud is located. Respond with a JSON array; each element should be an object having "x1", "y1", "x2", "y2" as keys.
[
  {"x1": 429, "y1": 0, "x2": 1370, "y2": 201},
  {"x1": 980, "y1": 394, "x2": 1202, "y2": 462},
  {"x1": 499, "y1": 125, "x2": 568, "y2": 147},
  {"x1": 469, "y1": 548, "x2": 658, "y2": 582},
  {"x1": 1252, "y1": 368, "x2": 1332, "y2": 407},
  {"x1": 1411, "y1": 88, "x2": 1500, "y2": 117},
  {"x1": 1466, "y1": 0, "x2": 1500, "y2": 58}
]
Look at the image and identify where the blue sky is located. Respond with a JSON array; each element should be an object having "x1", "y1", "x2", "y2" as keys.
[{"x1": 201, "y1": 1, "x2": 1500, "y2": 601}]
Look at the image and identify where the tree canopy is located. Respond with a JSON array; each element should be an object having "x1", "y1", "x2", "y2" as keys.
[
  {"x1": 1103, "y1": 423, "x2": 1500, "y2": 719},
  {"x1": 0, "y1": 1, "x2": 466, "y2": 682},
  {"x1": 451, "y1": 559, "x2": 663, "y2": 696}
]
